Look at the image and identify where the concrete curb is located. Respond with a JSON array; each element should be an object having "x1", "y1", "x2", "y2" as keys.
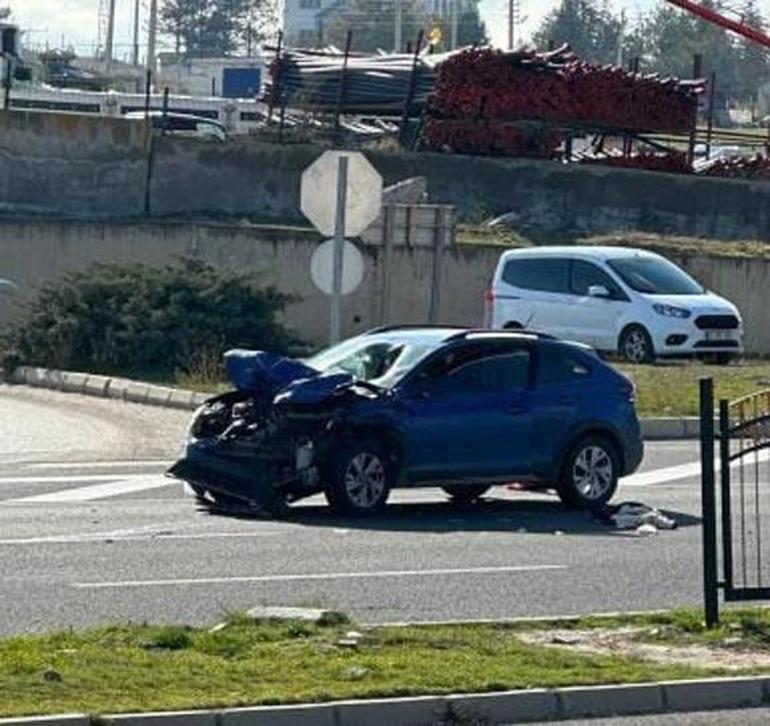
[
  {"x1": 2, "y1": 676, "x2": 769, "y2": 725},
  {"x1": 6, "y1": 366, "x2": 211, "y2": 413},
  {"x1": 5, "y1": 364, "x2": 702, "y2": 439}
]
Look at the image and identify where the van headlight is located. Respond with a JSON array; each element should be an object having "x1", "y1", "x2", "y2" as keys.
[{"x1": 653, "y1": 304, "x2": 691, "y2": 319}]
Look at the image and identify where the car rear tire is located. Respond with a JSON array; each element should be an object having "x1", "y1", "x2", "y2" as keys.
[
  {"x1": 619, "y1": 325, "x2": 655, "y2": 364},
  {"x1": 325, "y1": 440, "x2": 393, "y2": 516},
  {"x1": 442, "y1": 484, "x2": 491, "y2": 505},
  {"x1": 558, "y1": 436, "x2": 619, "y2": 510}
]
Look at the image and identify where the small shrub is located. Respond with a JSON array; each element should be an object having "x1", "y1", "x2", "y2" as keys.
[
  {"x1": 10, "y1": 258, "x2": 300, "y2": 377},
  {"x1": 318, "y1": 611, "x2": 351, "y2": 628},
  {"x1": 142, "y1": 626, "x2": 193, "y2": 651}
]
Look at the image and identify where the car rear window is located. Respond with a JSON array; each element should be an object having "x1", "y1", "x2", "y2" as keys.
[
  {"x1": 447, "y1": 351, "x2": 531, "y2": 394},
  {"x1": 502, "y1": 258, "x2": 570, "y2": 293},
  {"x1": 537, "y1": 346, "x2": 591, "y2": 385}
]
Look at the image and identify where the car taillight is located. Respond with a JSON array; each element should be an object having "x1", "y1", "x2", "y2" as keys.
[{"x1": 483, "y1": 288, "x2": 495, "y2": 328}]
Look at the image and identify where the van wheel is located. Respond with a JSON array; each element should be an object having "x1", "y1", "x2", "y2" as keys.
[
  {"x1": 324, "y1": 440, "x2": 393, "y2": 516},
  {"x1": 619, "y1": 325, "x2": 655, "y2": 364},
  {"x1": 558, "y1": 436, "x2": 619, "y2": 510},
  {"x1": 442, "y1": 485, "x2": 491, "y2": 506},
  {"x1": 504, "y1": 321, "x2": 523, "y2": 330}
]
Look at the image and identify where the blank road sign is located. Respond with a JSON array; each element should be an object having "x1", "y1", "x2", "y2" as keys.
[
  {"x1": 301, "y1": 151, "x2": 383, "y2": 238},
  {"x1": 310, "y1": 239, "x2": 365, "y2": 296}
]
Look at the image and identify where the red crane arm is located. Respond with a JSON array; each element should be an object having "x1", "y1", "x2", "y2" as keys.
[{"x1": 665, "y1": 0, "x2": 770, "y2": 48}]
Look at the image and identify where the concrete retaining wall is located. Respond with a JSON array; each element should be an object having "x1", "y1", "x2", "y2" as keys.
[
  {"x1": 0, "y1": 218, "x2": 768, "y2": 354},
  {"x1": 2, "y1": 110, "x2": 770, "y2": 242}
]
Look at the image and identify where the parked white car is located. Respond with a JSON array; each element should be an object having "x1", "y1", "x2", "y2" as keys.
[{"x1": 486, "y1": 247, "x2": 744, "y2": 364}]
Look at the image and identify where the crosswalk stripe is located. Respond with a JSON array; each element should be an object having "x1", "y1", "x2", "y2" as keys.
[{"x1": 10, "y1": 476, "x2": 173, "y2": 503}]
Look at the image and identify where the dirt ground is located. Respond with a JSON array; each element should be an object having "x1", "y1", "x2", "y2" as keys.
[{"x1": 517, "y1": 627, "x2": 770, "y2": 671}]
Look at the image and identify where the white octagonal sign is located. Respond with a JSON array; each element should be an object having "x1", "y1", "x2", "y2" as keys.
[{"x1": 301, "y1": 151, "x2": 383, "y2": 238}]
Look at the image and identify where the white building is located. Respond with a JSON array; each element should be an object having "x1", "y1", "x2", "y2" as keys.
[{"x1": 282, "y1": 0, "x2": 479, "y2": 49}]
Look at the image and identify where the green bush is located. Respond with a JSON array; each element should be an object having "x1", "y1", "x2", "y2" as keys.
[{"x1": 10, "y1": 258, "x2": 299, "y2": 377}]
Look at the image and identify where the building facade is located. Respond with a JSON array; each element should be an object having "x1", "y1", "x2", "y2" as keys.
[{"x1": 282, "y1": 0, "x2": 478, "y2": 49}]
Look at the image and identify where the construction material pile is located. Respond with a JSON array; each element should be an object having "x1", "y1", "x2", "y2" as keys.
[
  {"x1": 423, "y1": 46, "x2": 702, "y2": 156},
  {"x1": 699, "y1": 154, "x2": 770, "y2": 180},
  {"x1": 267, "y1": 49, "x2": 438, "y2": 114}
]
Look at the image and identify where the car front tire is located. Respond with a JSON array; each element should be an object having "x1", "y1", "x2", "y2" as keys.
[
  {"x1": 619, "y1": 325, "x2": 655, "y2": 364},
  {"x1": 558, "y1": 436, "x2": 619, "y2": 510},
  {"x1": 325, "y1": 440, "x2": 393, "y2": 515}
]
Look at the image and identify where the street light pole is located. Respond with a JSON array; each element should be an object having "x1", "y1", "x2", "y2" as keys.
[
  {"x1": 450, "y1": 0, "x2": 458, "y2": 50},
  {"x1": 105, "y1": 0, "x2": 116, "y2": 62},
  {"x1": 395, "y1": 0, "x2": 403, "y2": 53},
  {"x1": 133, "y1": 0, "x2": 141, "y2": 66},
  {"x1": 147, "y1": 0, "x2": 158, "y2": 78}
]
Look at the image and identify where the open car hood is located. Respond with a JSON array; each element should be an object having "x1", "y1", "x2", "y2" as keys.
[{"x1": 224, "y1": 349, "x2": 355, "y2": 404}]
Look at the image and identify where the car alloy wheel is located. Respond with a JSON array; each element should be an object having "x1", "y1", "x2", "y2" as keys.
[
  {"x1": 572, "y1": 445, "x2": 614, "y2": 501},
  {"x1": 621, "y1": 326, "x2": 654, "y2": 364},
  {"x1": 344, "y1": 452, "x2": 387, "y2": 509},
  {"x1": 325, "y1": 439, "x2": 393, "y2": 515},
  {"x1": 559, "y1": 436, "x2": 619, "y2": 510}
]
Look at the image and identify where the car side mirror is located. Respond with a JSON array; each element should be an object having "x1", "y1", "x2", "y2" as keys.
[{"x1": 588, "y1": 285, "x2": 611, "y2": 299}]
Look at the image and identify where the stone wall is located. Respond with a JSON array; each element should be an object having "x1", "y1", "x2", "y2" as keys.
[
  {"x1": 2, "y1": 110, "x2": 770, "y2": 242},
  {"x1": 0, "y1": 218, "x2": 768, "y2": 355}
]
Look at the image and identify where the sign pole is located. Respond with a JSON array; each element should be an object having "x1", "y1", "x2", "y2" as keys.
[{"x1": 330, "y1": 156, "x2": 349, "y2": 344}]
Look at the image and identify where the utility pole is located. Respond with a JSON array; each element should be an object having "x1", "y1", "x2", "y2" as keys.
[
  {"x1": 395, "y1": 0, "x2": 402, "y2": 53},
  {"x1": 133, "y1": 0, "x2": 141, "y2": 66},
  {"x1": 450, "y1": 0, "x2": 458, "y2": 50},
  {"x1": 147, "y1": 0, "x2": 158, "y2": 79},
  {"x1": 105, "y1": 0, "x2": 116, "y2": 62},
  {"x1": 508, "y1": 0, "x2": 514, "y2": 50}
]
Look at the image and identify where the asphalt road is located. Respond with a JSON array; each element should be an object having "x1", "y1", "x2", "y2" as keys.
[
  {"x1": 0, "y1": 383, "x2": 716, "y2": 636},
  {"x1": 529, "y1": 707, "x2": 770, "y2": 725}
]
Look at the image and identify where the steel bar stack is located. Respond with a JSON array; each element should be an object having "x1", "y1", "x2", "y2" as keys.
[
  {"x1": 266, "y1": 48, "x2": 439, "y2": 115},
  {"x1": 423, "y1": 46, "x2": 704, "y2": 158}
]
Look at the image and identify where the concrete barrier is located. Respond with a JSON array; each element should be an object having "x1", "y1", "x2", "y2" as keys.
[{"x1": 4, "y1": 676, "x2": 770, "y2": 726}]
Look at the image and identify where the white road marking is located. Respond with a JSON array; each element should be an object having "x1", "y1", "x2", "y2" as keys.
[
  {"x1": 622, "y1": 449, "x2": 770, "y2": 488},
  {"x1": 73, "y1": 564, "x2": 567, "y2": 589},
  {"x1": 0, "y1": 473, "x2": 128, "y2": 485},
  {"x1": 10, "y1": 476, "x2": 172, "y2": 503},
  {"x1": 0, "y1": 531, "x2": 281, "y2": 545},
  {"x1": 24, "y1": 460, "x2": 168, "y2": 471}
]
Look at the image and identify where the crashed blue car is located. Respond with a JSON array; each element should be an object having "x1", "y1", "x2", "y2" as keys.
[{"x1": 168, "y1": 326, "x2": 643, "y2": 516}]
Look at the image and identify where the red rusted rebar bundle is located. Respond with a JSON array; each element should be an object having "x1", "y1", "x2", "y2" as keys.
[{"x1": 423, "y1": 47, "x2": 703, "y2": 157}]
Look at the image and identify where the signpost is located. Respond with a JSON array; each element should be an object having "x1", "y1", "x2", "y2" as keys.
[{"x1": 301, "y1": 151, "x2": 383, "y2": 343}]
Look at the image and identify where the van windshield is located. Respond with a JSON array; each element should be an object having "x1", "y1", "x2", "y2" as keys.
[{"x1": 607, "y1": 257, "x2": 704, "y2": 295}]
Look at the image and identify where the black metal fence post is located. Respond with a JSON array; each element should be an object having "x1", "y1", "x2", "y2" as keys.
[
  {"x1": 333, "y1": 30, "x2": 353, "y2": 146},
  {"x1": 700, "y1": 377, "x2": 719, "y2": 628},
  {"x1": 719, "y1": 399, "x2": 733, "y2": 595},
  {"x1": 399, "y1": 29, "x2": 424, "y2": 147}
]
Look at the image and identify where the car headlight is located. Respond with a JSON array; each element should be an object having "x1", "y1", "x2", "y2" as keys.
[{"x1": 653, "y1": 304, "x2": 691, "y2": 319}]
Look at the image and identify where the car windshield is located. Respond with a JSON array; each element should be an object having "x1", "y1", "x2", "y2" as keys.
[
  {"x1": 306, "y1": 337, "x2": 442, "y2": 389},
  {"x1": 607, "y1": 256, "x2": 704, "y2": 295}
]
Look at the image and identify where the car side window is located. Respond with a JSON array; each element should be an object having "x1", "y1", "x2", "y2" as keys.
[
  {"x1": 537, "y1": 346, "x2": 591, "y2": 386},
  {"x1": 446, "y1": 351, "x2": 531, "y2": 395},
  {"x1": 502, "y1": 258, "x2": 570, "y2": 294},
  {"x1": 570, "y1": 260, "x2": 625, "y2": 299}
]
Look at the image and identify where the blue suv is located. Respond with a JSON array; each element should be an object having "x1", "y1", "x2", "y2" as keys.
[{"x1": 169, "y1": 327, "x2": 644, "y2": 516}]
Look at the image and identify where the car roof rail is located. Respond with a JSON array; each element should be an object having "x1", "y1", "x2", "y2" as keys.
[
  {"x1": 363, "y1": 324, "x2": 466, "y2": 336},
  {"x1": 446, "y1": 328, "x2": 557, "y2": 342}
]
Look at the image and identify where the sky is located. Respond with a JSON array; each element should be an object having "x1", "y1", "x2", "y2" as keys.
[{"x1": 4, "y1": 1, "x2": 769, "y2": 60}]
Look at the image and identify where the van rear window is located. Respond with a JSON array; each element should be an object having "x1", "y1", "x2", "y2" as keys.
[{"x1": 502, "y1": 258, "x2": 570, "y2": 294}]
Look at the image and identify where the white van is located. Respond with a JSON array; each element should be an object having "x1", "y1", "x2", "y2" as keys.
[{"x1": 486, "y1": 247, "x2": 744, "y2": 364}]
